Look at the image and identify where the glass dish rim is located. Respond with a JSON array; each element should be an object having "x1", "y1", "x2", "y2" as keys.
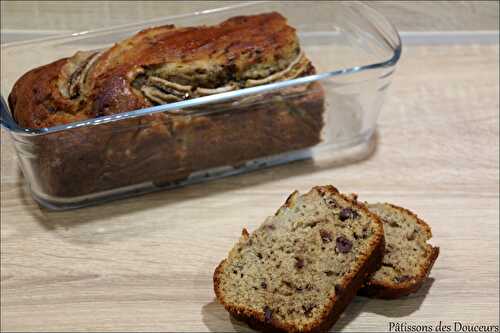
[{"x1": 0, "y1": 0, "x2": 401, "y2": 137}]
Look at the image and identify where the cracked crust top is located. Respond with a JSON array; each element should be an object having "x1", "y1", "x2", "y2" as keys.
[{"x1": 9, "y1": 12, "x2": 308, "y2": 129}]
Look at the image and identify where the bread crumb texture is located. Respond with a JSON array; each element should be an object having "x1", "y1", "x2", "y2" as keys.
[
  {"x1": 363, "y1": 203, "x2": 439, "y2": 296},
  {"x1": 214, "y1": 186, "x2": 383, "y2": 332}
]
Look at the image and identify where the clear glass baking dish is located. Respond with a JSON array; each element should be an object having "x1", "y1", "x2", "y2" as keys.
[{"x1": 0, "y1": 1, "x2": 401, "y2": 210}]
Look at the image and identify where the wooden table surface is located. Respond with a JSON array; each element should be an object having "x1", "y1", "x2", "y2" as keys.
[{"x1": 1, "y1": 3, "x2": 499, "y2": 332}]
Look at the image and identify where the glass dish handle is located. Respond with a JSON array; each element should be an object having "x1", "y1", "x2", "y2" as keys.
[{"x1": 0, "y1": 95, "x2": 17, "y2": 131}]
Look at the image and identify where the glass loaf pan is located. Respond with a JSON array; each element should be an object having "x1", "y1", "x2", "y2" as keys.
[{"x1": 0, "y1": 1, "x2": 401, "y2": 210}]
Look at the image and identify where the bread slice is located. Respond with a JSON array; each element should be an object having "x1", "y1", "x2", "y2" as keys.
[
  {"x1": 358, "y1": 202, "x2": 439, "y2": 299},
  {"x1": 213, "y1": 185, "x2": 385, "y2": 333}
]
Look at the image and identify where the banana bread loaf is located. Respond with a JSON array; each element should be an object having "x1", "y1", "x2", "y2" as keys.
[
  {"x1": 213, "y1": 185, "x2": 385, "y2": 333},
  {"x1": 8, "y1": 12, "x2": 324, "y2": 198}
]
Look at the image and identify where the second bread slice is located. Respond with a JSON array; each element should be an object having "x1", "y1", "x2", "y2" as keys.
[
  {"x1": 214, "y1": 185, "x2": 385, "y2": 332},
  {"x1": 359, "y1": 203, "x2": 439, "y2": 299}
]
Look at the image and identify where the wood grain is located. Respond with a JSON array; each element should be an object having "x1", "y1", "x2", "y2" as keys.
[
  {"x1": 0, "y1": 14, "x2": 499, "y2": 333},
  {"x1": 1, "y1": 1, "x2": 498, "y2": 34}
]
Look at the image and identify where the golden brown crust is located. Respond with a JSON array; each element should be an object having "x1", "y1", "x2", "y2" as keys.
[
  {"x1": 10, "y1": 12, "x2": 301, "y2": 129},
  {"x1": 359, "y1": 247, "x2": 438, "y2": 299},
  {"x1": 92, "y1": 13, "x2": 297, "y2": 79},
  {"x1": 213, "y1": 186, "x2": 385, "y2": 333},
  {"x1": 358, "y1": 203, "x2": 440, "y2": 299},
  {"x1": 284, "y1": 190, "x2": 299, "y2": 208},
  {"x1": 8, "y1": 58, "x2": 87, "y2": 128}
]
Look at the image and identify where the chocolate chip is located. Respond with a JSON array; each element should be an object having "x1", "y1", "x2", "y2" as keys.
[
  {"x1": 294, "y1": 257, "x2": 304, "y2": 269},
  {"x1": 386, "y1": 219, "x2": 399, "y2": 227},
  {"x1": 394, "y1": 275, "x2": 412, "y2": 283},
  {"x1": 302, "y1": 303, "x2": 315, "y2": 317},
  {"x1": 339, "y1": 208, "x2": 359, "y2": 221},
  {"x1": 46, "y1": 106, "x2": 57, "y2": 113},
  {"x1": 319, "y1": 229, "x2": 332, "y2": 243},
  {"x1": 334, "y1": 284, "x2": 343, "y2": 294},
  {"x1": 257, "y1": 253, "x2": 263, "y2": 259},
  {"x1": 263, "y1": 306, "x2": 273, "y2": 323},
  {"x1": 261, "y1": 282, "x2": 267, "y2": 289},
  {"x1": 336, "y1": 236, "x2": 353, "y2": 253}
]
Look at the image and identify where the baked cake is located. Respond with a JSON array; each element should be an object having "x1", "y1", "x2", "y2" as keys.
[
  {"x1": 358, "y1": 202, "x2": 439, "y2": 299},
  {"x1": 8, "y1": 12, "x2": 324, "y2": 197},
  {"x1": 213, "y1": 186, "x2": 385, "y2": 332}
]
